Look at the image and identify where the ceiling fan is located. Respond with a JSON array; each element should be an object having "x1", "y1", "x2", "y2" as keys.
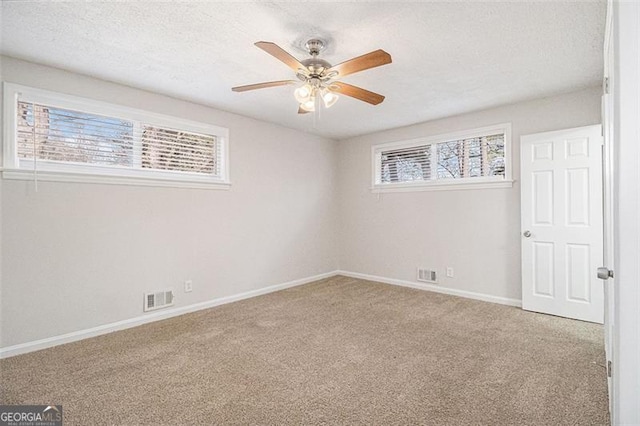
[{"x1": 232, "y1": 39, "x2": 392, "y2": 114}]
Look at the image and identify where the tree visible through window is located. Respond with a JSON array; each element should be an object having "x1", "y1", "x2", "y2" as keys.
[
  {"x1": 17, "y1": 102, "x2": 219, "y2": 176},
  {"x1": 6, "y1": 84, "x2": 229, "y2": 188},
  {"x1": 17, "y1": 102, "x2": 134, "y2": 167},
  {"x1": 437, "y1": 134, "x2": 505, "y2": 179},
  {"x1": 375, "y1": 128, "x2": 508, "y2": 188}
]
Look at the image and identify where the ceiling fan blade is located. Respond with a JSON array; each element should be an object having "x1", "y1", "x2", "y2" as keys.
[
  {"x1": 255, "y1": 41, "x2": 306, "y2": 73},
  {"x1": 330, "y1": 82, "x2": 385, "y2": 105},
  {"x1": 298, "y1": 106, "x2": 311, "y2": 114},
  {"x1": 326, "y1": 49, "x2": 392, "y2": 78},
  {"x1": 232, "y1": 80, "x2": 298, "y2": 92}
]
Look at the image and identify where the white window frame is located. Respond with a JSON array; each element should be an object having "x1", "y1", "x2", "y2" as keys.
[
  {"x1": 2, "y1": 82, "x2": 231, "y2": 190},
  {"x1": 371, "y1": 123, "x2": 513, "y2": 192}
]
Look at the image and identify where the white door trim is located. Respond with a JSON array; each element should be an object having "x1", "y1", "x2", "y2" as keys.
[{"x1": 602, "y1": 0, "x2": 615, "y2": 416}]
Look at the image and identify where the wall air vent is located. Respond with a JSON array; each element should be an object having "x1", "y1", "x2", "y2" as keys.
[
  {"x1": 417, "y1": 268, "x2": 437, "y2": 283},
  {"x1": 144, "y1": 290, "x2": 174, "y2": 312}
]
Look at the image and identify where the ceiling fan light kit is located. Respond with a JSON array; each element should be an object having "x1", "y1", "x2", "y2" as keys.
[{"x1": 232, "y1": 38, "x2": 392, "y2": 116}]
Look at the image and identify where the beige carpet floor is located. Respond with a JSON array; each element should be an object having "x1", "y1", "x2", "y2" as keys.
[{"x1": 0, "y1": 276, "x2": 609, "y2": 425}]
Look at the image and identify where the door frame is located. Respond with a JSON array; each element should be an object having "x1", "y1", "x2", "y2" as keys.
[
  {"x1": 611, "y1": 0, "x2": 640, "y2": 423},
  {"x1": 601, "y1": 0, "x2": 615, "y2": 415}
]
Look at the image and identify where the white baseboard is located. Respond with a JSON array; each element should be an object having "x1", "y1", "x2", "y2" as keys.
[
  {"x1": 0, "y1": 271, "x2": 339, "y2": 359},
  {"x1": 337, "y1": 270, "x2": 522, "y2": 308},
  {"x1": 1, "y1": 270, "x2": 521, "y2": 359}
]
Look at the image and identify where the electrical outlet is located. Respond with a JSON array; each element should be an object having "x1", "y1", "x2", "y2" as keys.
[
  {"x1": 446, "y1": 267, "x2": 454, "y2": 278},
  {"x1": 184, "y1": 280, "x2": 193, "y2": 293}
]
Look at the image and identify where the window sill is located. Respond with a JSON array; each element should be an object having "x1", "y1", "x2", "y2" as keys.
[
  {"x1": 371, "y1": 179, "x2": 514, "y2": 193},
  {"x1": 1, "y1": 168, "x2": 232, "y2": 190}
]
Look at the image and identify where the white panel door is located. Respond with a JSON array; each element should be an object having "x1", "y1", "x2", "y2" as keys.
[{"x1": 521, "y1": 125, "x2": 604, "y2": 323}]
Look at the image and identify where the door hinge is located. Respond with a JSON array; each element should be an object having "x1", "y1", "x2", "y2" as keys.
[
  {"x1": 604, "y1": 77, "x2": 610, "y2": 95},
  {"x1": 607, "y1": 360, "x2": 612, "y2": 378}
]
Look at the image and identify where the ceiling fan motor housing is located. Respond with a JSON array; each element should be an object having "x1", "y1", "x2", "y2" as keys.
[
  {"x1": 300, "y1": 39, "x2": 331, "y2": 77},
  {"x1": 301, "y1": 58, "x2": 332, "y2": 76}
]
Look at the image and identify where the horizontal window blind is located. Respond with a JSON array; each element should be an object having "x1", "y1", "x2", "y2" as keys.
[
  {"x1": 380, "y1": 145, "x2": 431, "y2": 183},
  {"x1": 141, "y1": 126, "x2": 217, "y2": 175},
  {"x1": 16, "y1": 101, "x2": 220, "y2": 177},
  {"x1": 378, "y1": 132, "x2": 506, "y2": 185}
]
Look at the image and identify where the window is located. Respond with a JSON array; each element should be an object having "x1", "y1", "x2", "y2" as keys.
[
  {"x1": 372, "y1": 124, "x2": 512, "y2": 192},
  {"x1": 3, "y1": 83, "x2": 230, "y2": 189}
]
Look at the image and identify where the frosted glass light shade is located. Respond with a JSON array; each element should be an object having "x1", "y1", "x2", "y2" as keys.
[
  {"x1": 294, "y1": 84, "x2": 313, "y2": 103},
  {"x1": 300, "y1": 99, "x2": 316, "y2": 112},
  {"x1": 321, "y1": 89, "x2": 339, "y2": 108}
]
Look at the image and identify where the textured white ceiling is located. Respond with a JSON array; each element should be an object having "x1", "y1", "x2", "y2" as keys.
[{"x1": 1, "y1": 1, "x2": 605, "y2": 140}]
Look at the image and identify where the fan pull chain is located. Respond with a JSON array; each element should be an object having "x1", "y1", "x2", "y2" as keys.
[{"x1": 312, "y1": 92, "x2": 321, "y2": 128}]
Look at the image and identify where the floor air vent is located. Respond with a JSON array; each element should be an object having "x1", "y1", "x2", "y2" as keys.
[
  {"x1": 144, "y1": 290, "x2": 174, "y2": 312},
  {"x1": 417, "y1": 268, "x2": 437, "y2": 283}
]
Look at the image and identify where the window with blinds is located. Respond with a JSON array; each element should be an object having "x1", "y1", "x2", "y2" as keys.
[
  {"x1": 380, "y1": 145, "x2": 432, "y2": 183},
  {"x1": 373, "y1": 124, "x2": 512, "y2": 191},
  {"x1": 4, "y1": 84, "x2": 229, "y2": 189}
]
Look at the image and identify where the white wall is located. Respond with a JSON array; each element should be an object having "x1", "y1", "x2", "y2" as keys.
[
  {"x1": 337, "y1": 87, "x2": 602, "y2": 301},
  {"x1": 0, "y1": 56, "x2": 339, "y2": 348}
]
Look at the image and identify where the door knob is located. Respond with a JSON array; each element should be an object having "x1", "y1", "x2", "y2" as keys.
[
  {"x1": 597, "y1": 267, "x2": 614, "y2": 280},
  {"x1": 523, "y1": 230, "x2": 532, "y2": 238}
]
